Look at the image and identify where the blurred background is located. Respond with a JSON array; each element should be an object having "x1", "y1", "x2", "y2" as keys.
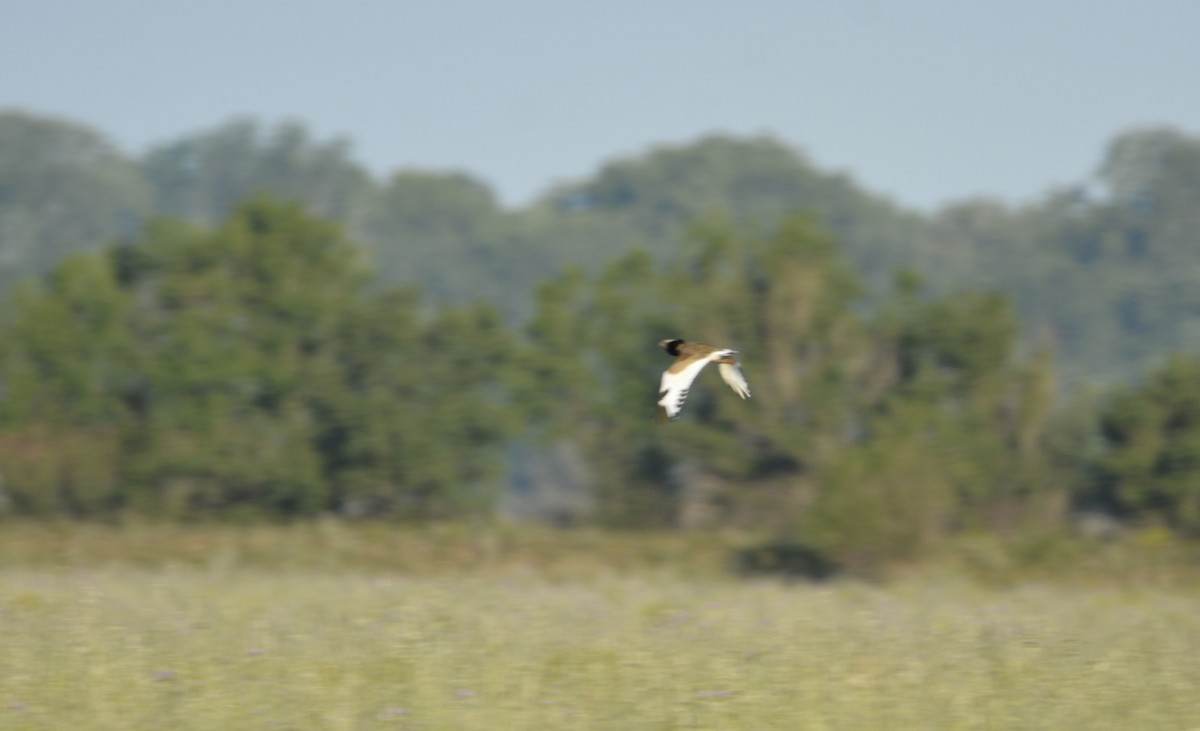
[
  {"x1": 8, "y1": 3, "x2": 1200, "y2": 728},
  {"x1": 2, "y1": 0, "x2": 1200, "y2": 575}
]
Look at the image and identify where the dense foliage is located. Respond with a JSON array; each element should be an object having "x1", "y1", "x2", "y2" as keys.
[
  {"x1": 513, "y1": 218, "x2": 1068, "y2": 571},
  {"x1": 5, "y1": 110, "x2": 1200, "y2": 570},
  {"x1": 0, "y1": 200, "x2": 511, "y2": 519},
  {"x1": 0, "y1": 199, "x2": 1090, "y2": 574},
  {"x1": 6, "y1": 112, "x2": 1200, "y2": 383}
]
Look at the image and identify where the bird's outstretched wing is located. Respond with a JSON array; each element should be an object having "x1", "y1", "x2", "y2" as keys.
[
  {"x1": 718, "y1": 361, "x2": 751, "y2": 399},
  {"x1": 656, "y1": 357, "x2": 712, "y2": 421}
]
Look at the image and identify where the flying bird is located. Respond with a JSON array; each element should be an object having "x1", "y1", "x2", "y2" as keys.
[{"x1": 656, "y1": 339, "x2": 751, "y2": 421}]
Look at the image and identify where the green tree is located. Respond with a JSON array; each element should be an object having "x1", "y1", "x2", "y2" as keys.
[
  {"x1": 533, "y1": 134, "x2": 926, "y2": 295},
  {"x1": 0, "y1": 251, "x2": 136, "y2": 514},
  {"x1": 356, "y1": 171, "x2": 540, "y2": 311},
  {"x1": 142, "y1": 119, "x2": 372, "y2": 227},
  {"x1": 518, "y1": 216, "x2": 866, "y2": 528},
  {"x1": 326, "y1": 292, "x2": 514, "y2": 519},
  {"x1": 112, "y1": 199, "x2": 362, "y2": 516},
  {"x1": 515, "y1": 216, "x2": 1069, "y2": 575},
  {"x1": 1094, "y1": 355, "x2": 1200, "y2": 535},
  {"x1": 802, "y1": 283, "x2": 1063, "y2": 571},
  {"x1": 0, "y1": 198, "x2": 517, "y2": 519},
  {"x1": 0, "y1": 111, "x2": 150, "y2": 288}
]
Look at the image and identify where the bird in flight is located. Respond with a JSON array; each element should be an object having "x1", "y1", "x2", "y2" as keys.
[{"x1": 656, "y1": 339, "x2": 751, "y2": 421}]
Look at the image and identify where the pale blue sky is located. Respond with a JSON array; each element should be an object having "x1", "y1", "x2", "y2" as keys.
[{"x1": 3, "y1": 0, "x2": 1199, "y2": 210}]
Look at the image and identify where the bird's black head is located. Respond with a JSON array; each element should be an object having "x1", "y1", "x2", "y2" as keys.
[{"x1": 659, "y1": 338, "x2": 684, "y2": 356}]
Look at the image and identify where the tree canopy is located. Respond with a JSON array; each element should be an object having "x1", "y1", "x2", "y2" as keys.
[
  {"x1": 5, "y1": 112, "x2": 1200, "y2": 384},
  {"x1": 0, "y1": 200, "x2": 512, "y2": 519},
  {"x1": 0, "y1": 200, "x2": 1083, "y2": 574},
  {"x1": 5, "y1": 112, "x2": 1200, "y2": 569}
]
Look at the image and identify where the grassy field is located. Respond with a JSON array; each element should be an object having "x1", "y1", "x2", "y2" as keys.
[{"x1": 1, "y1": 524, "x2": 1199, "y2": 730}]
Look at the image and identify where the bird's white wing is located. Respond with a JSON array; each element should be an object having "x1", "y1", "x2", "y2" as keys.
[
  {"x1": 657, "y1": 358, "x2": 712, "y2": 421},
  {"x1": 718, "y1": 361, "x2": 751, "y2": 399}
]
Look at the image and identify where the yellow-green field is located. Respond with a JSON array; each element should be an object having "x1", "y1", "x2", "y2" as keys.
[{"x1": 1, "y1": 524, "x2": 1199, "y2": 730}]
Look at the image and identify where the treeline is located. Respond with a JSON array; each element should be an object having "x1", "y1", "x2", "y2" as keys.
[
  {"x1": 5, "y1": 111, "x2": 1200, "y2": 385},
  {"x1": 2, "y1": 199, "x2": 1198, "y2": 573},
  {"x1": 0, "y1": 201, "x2": 511, "y2": 520}
]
